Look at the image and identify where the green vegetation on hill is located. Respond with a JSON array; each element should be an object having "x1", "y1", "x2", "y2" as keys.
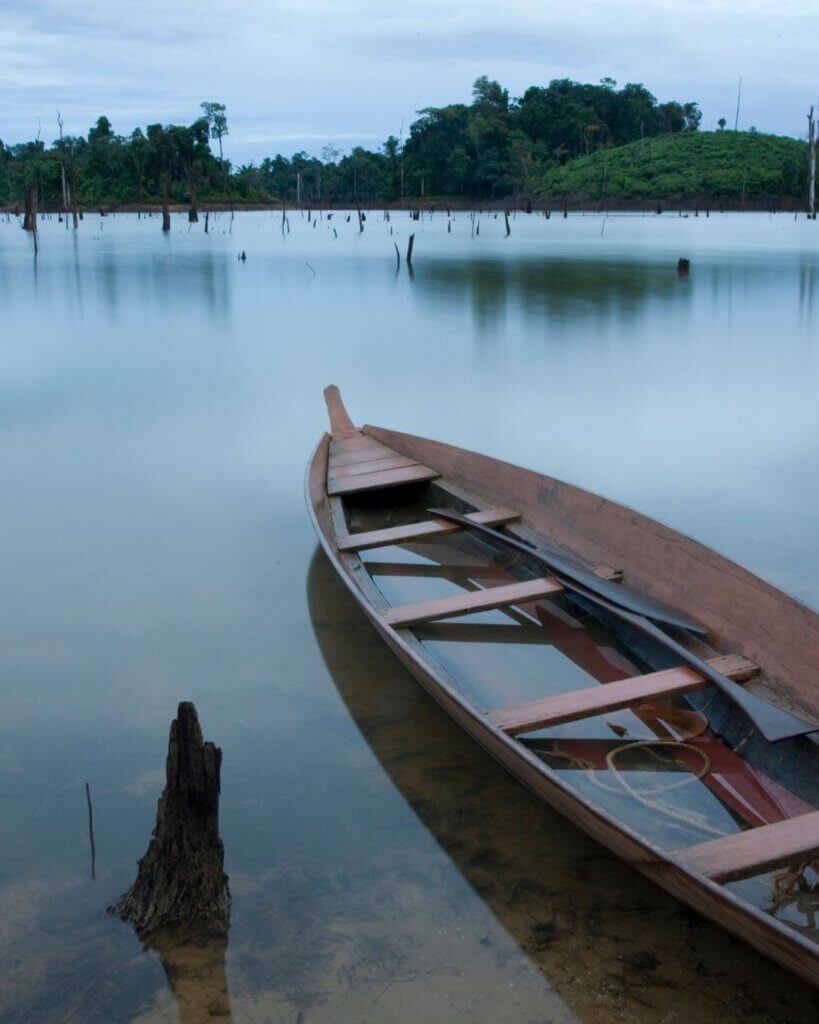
[
  {"x1": 540, "y1": 130, "x2": 807, "y2": 204},
  {"x1": 1, "y1": 77, "x2": 701, "y2": 208}
]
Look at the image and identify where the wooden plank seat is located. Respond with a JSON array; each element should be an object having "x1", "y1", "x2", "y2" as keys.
[
  {"x1": 329, "y1": 440, "x2": 403, "y2": 468},
  {"x1": 382, "y1": 566, "x2": 619, "y2": 628},
  {"x1": 674, "y1": 810, "x2": 819, "y2": 883},
  {"x1": 383, "y1": 577, "x2": 564, "y2": 627},
  {"x1": 329, "y1": 454, "x2": 419, "y2": 478},
  {"x1": 337, "y1": 507, "x2": 520, "y2": 552},
  {"x1": 487, "y1": 654, "x2": 759, "y2": 735},
  {"x1": 328, "y1": 463, "x2": 439, "y2": 496},
  {"x1": 326, "y1": 427, "x2": 439, "y2": 496}
]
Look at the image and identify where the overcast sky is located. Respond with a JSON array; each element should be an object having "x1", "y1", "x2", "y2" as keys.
[{"x1": 2, "y1": 1, "x2": 817, "y2": 164}]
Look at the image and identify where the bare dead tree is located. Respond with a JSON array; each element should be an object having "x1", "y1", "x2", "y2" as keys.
[
  {"x1": 56, "y1": 110, "x2": 69, "y2": 228},
  {"x1": 808, "y1": 106, "x2": 816, "y2": 219},
  {"x1": 23, "y1": 180, "x2": 38, "y2": 254},
  {"x1": 160, "y1": 169, "x2": 171, "y2": 231},
  {"x1": 69, "y1": 138, "x2": 79, "y2": 229},
  {"x1": 399, "y1": 119, "x2": 405, "y2": 200}
]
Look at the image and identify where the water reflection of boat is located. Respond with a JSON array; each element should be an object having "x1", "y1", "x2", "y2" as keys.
[
  {"x1": 307, "y1": 548, "x2": 817, "y2": 1015},
  {"x1": 306, "y1": 387, "x2": 819, "y2": 986}
]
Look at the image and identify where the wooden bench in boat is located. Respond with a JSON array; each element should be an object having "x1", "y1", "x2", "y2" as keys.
[
  {"x1": 326, "y1": 434, "x2": 440, "y2": 495},
  {"x1": 324, "y1": 401, "x2": 441, "y2": 494},
  {"x1": 488, "y1": 654, "x2": 759, "y2": 735},
  {"x1": 674, "y1": 810, "x2": 819, "y2": 883},
  {"x1": 328, "y1": 440, "x2": 397, "y2": 467},
  {"x1": 382, "y1": 566, "x2": 620, "y2": 628},
  {"x1": 328, "y1": 464, "x2": 440, "y2": 496},
  {"x1": 337, "y1": 507, "x2": 520, "y2": 552},
  {"x1": 382, "y1": 577, "x2": 564, "y2": 627},
  {"x1": 329, "y1": 454, "x2": 419, "y2": 478}
]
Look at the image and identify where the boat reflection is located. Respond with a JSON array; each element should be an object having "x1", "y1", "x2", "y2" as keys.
[{"x1": 306, "y1": 545, "x2": 816, "y2": 1018}]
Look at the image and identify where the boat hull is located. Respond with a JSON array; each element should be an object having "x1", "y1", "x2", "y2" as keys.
[{"x1": 306, "y1": 428, "x2": 819, "y2": 987}]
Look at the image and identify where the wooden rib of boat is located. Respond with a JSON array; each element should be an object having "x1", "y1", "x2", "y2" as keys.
[{"x1": 306, "y1": 386, "x2": 819, "y2": 986}]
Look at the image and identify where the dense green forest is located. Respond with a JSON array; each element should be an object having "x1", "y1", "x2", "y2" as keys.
[
  {"x1": 541, "y1": 130, "x2": 807, "y2": 203},
  {"x1": 1, "y1": 77, "x2": 707, "y2": 209},
  {"x1": 3, "y1": 76, "x2": 809, "y2": 209}
]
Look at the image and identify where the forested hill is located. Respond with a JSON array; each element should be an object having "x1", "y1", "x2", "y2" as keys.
[
  {"x1": 1, "y1": 78, "x2": 809, "y2": 209},
  {"x1": 1, "y1": 77, "x2": 703, "y2": 208},
  {"x1": 540, "y1": 131, "x2": 807, "y2": 205}
]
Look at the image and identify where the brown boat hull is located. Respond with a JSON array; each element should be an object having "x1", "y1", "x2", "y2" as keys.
[{"x1": 306, "y1": 427, "x2": 819, "y2": 986}]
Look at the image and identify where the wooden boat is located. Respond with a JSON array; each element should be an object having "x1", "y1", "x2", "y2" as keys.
[{"x1": 306, "y1": 386, "x2": 819, "y2": 985}]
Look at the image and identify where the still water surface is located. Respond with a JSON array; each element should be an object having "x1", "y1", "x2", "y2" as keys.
[{"x1": 1, "y1": 210, "x2": 819, "y2": 1021}]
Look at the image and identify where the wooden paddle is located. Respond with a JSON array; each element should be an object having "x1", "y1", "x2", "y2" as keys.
[{"x1": 428, "y1": 507, "x2": 818, "y2": 743}]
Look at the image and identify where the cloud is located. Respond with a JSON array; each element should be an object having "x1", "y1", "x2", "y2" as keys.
[
  {"x1": 1, "y1": 0, "x2": 817, "y2": 160},
  {"x1": 235, "y1": 132, "x2": 379, "y2": 143}
]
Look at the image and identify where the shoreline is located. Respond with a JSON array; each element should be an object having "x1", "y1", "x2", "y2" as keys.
[{"x1": 1, "y1": 197, "x2": 810, "y2": 217}]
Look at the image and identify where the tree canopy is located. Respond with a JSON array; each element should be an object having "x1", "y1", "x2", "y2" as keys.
[{"x1": 0, "y1": 77, "x2": 705, "y2": 208}]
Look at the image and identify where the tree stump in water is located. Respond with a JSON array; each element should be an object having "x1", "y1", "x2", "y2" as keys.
[
  {"x1": 23, "y1": 181, "x2": 37, "y2": 233},
  {"x1": 110, "y1": 702, "x2": 229, "y2": 935}
]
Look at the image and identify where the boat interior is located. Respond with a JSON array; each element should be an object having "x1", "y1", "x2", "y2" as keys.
[{"x1": 318, "y1": 420, "x2": 819, "y2": 949}]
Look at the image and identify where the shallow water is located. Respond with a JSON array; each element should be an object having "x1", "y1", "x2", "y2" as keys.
[{"x1": 1, "y1": 210, "x2": 819, "y2": 1021}]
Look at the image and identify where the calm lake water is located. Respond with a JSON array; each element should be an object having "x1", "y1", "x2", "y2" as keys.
[{"x1": 1, "y1": 209, "x2": 819, "y2": 1022}]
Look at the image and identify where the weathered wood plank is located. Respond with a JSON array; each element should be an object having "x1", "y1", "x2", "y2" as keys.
[
  {"x1": 329, "y1": 454, "x2": 419, "y2": 479},
  {"x1": 488, "y1": 654, "x2": 759, "y2": 734},
  {"x1": 337, "y1": 507, "x2": 520, "y2": 552},
  {"x1": 383, "y1": 577, "x2": 564, "y2": 628},
  {"x1": 330, "y1": 434, "x2": 386, "y2": 454},
  {"x1": 328, "y1": 464, "x2": 439, "y2": 496},
  {"x1": 329, "y1": 441, "x2": 397, "y2": 468},
  {"x1": 675, "y1": 810, "x2": 819, "y2": 883}
]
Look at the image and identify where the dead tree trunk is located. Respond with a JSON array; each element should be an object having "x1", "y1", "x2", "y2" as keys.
[
  {"x1": 69, "y1": 148, "x2": 79, "y2": 229},
  {"x1": 60, "y1": 164, "x2": 68, "y2": 214},
  {"x1": 808, "y1": 107, "x2": 816, "y2": 219},
  {"x1": 23, "y1": 180, "x2": 37, "y2": 232},
  {"x1": 162, "y1": 177, "x2": 171, "y2": 232},
  {"x1": 109, "y1": 702, "x2": 229, "y2": 936},
  {"x1": 188, "y1": 180, "x2": 199, "y2": 223}
]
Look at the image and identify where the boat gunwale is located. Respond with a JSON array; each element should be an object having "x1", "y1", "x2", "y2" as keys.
[{"x1": 306, "y1": 429, "x2": 819, "y2": 986}]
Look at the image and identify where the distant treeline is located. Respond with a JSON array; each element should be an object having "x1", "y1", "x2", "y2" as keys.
[{"x1": 1, "y1": 77, "x2": 704, "y2": 208}]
